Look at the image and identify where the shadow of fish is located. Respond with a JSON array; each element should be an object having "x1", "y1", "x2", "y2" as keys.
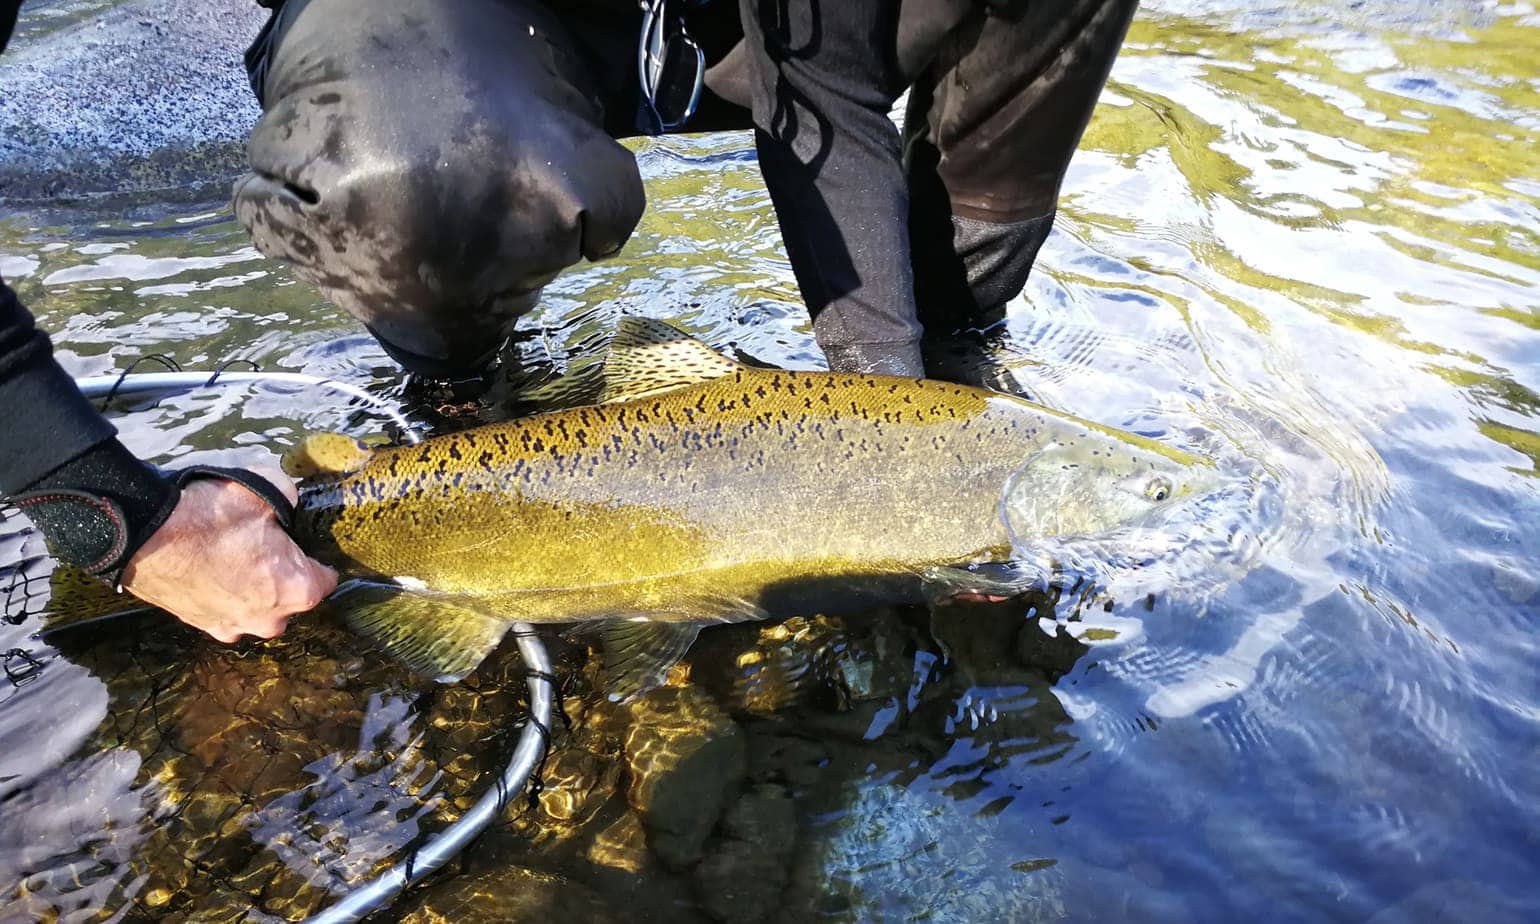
[{"x1": 33, "y1": 318, "x2": 1224, "y2": 697}]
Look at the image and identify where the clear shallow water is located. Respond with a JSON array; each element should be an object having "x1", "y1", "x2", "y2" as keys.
[{"x1": 2, "y1": 1, "x2": 1539, "y2": 921}]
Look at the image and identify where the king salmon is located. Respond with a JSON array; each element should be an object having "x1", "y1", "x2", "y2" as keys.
[{"x1": 261, "y1": 318, "x2": 1222, "y2": 694}]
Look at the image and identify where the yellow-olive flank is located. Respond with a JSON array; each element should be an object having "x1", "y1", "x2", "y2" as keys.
[{"x1": 44, "y1": 319, "x2": 1221, "y2": 695}]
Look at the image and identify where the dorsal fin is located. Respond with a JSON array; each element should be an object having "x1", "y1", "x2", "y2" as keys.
[
  {"x1": 598, "y1": 317, "x2": 742, "y2": 403},
  {"x1": 281, "y1": 433, "x2": 375, "y2": 479}
]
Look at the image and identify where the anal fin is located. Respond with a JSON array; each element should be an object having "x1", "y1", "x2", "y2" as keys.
[
  {"x1": 600, "y1": 620, "x2": 702, "y2": 702},
  {"x1": 336, "y1": 581, "x2": 512, "y2": 683}
]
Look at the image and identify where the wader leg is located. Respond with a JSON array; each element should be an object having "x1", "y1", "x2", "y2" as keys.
[
  {"x1": 737, "y1": 0, "x2": 928, "y2": 377},
  {"x1": 234, "y1": 0, "x2": 646, "y2": 379},
  {"x1": 905, "y1": 0, "x2": 1139, "y2": 384}
]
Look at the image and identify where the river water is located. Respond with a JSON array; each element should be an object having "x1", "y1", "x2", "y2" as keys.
[{"x1": 1, "y1": 0, "x2": 1537, "y2": 921}]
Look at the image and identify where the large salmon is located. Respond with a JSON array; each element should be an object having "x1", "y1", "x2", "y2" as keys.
[{"x1": 271, "y1": 318, "x2": 1221, "y2": 693}]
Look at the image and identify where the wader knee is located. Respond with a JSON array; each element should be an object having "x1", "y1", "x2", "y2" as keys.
[
  {"x1": 233, "y1": 0, "x2": 645, "y2": 378},
  {"x1": 904, "y1": 0, "x2": 1136, "y2": 388}
]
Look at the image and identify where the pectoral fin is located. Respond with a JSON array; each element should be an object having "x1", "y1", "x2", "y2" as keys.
[
  {"x1": 600, "y1": 620, "x2": 702, "y2": 701},
  {"x1": 337, "y1": 582, "x2": 511, "y2": 683}
]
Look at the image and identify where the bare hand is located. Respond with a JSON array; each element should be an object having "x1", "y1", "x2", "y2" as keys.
[{"x1": 119, "y1": 466, "x2": 337, "y2": 643}]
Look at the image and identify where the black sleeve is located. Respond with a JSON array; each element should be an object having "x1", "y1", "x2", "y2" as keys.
[
  {"x1": 0, "y1": 277, "x2": 122, "y2": 491},
  {"x1": 0, "y1": 277, "x2": 177, "y2": 574},
  {"x1": 737, "y1": 0, "x2": 925, "y2": 376}
]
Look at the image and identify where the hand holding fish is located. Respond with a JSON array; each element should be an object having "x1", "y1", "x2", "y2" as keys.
[{"x1": 118, "y1": 466, "x2": 337, "y2": 643}]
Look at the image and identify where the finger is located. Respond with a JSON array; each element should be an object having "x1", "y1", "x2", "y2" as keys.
[
  {"x1": 285, "y1": 564, "x2": 336, "y2": 613},
  {"x1": 245, "y1": 463, "x2": 301, "y2": 506},
  {"x1": 273, "y1": 537, "x2": 337, "y2": 602},
  {"x1": 207, "y1": 627, "x2": 244, "y2": 644}
]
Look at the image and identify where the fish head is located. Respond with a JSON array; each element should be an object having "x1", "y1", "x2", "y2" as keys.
[{"x1": 1002, "y1": 437, "x2": 1223, "y2": 543}]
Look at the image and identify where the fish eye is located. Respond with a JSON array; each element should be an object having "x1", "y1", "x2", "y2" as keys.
[{"x1": 1145, "y1": 476, "x2": 1172, "y2": 503}]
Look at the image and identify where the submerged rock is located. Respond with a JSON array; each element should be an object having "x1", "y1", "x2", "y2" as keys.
[
  {"x1": 0, "y1": 595, "x2": 548, "y2": 921},
  {"x1": 690, "y1": 615, "x2": 851, "y2": 716},
  {"x1": 777, "y1": 780, "x2": 1070, "y2": 924},
  {"x1": 693, "y1": 785, "x2": 798, "y2": 924},
  {"x1": 620, "y1": 685, "x2": 747, "y2": 870}
]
